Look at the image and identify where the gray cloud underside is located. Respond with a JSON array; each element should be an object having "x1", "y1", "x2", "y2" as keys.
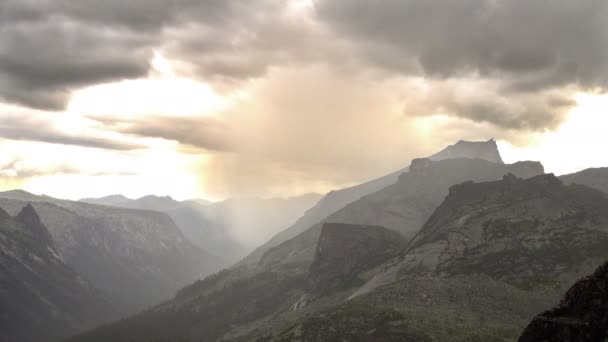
[
  {"x1": 89, "y1": 115, "x2": 236, "y2": 152},
  {"x1": 0, "y1": 115, "x2": 142, "y2": 150},
  {"x1": 0, "y1": 0, "x2": 606, "y2": 130},
  {"x1": 0, "y1": 157, "x2": 137, "y2": 179}
]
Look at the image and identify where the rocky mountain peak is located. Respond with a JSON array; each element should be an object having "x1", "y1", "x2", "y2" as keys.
[
  {"x1": 409, "y1": 158, "x2": 434, "y2": 175},
  {"x1": 429, "y1": 138, "x2": 503, "y2": 164},
  {"x1": 16, "y1": 203, "x2": 56, "y2": 248},
  {"x1": 519, "y1": 261, "x2": 608, "y2": 341}
]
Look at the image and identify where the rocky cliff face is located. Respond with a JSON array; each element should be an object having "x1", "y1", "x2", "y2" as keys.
[
  {"x1": 429, "y1": 138, "x2": 504, "y2": 164},
  {"x1": 308, "y1": 223, "x2": 407, "y2": 297},
  {"x1": 395, "y1": 173, "x2": 608, "y2": 285},
  {"x1": 0, "y1": 205, "x2": 116, "y2": 342},
  {"x1": 519, "y1": 261, "x2": 608, "y2": 342}
]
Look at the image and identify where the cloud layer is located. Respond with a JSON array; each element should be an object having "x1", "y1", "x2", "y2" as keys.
[{"x1": 2, "y1": 0, "x2": 608, "y2": 199}]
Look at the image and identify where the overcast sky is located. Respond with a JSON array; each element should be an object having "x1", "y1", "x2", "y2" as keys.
[{"x1": 1, "y1": 0, "x2": 607, "y2": 200}]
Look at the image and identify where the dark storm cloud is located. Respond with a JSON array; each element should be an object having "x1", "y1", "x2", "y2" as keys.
[
  {"x1": 316, "y1": 0, "x2": 608, "y2": 86},
  {"x1": 0, "y1": 0, "x2": 246, "y2": 109},
  {"x1": 0, "y1": 114, "x2": 143, "y2": 150},
  {"x1": 1, "y1": 0, "x2": 606, "y2": 132},
  {"x1": 315, "y1": 0, "x2": 608, "y2": 128}
]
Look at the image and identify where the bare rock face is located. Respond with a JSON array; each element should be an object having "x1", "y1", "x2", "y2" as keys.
[
  {"x1": 519, "y1": 261, "x2": 608, "y2": 342},
  {"x1": 429, "y1": 138, "x2": 504, "y2": 164},
  {"x1": 308, "y1": 223, "x2": 407, "y2": 296},
  {"x1": 398, "y1": 173, "x2": 608, "y2": 285}
]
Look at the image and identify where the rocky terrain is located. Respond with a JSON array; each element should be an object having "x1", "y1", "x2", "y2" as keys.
[
  {"x1": 0, "y1": 205, "x2": 116, "y2": 342},
  {"x1": 519, "y1": 261, "x2": 608, "y2": 342},
  {"x1": 0, "y1": 190, "x2": 220, "y2": 315},
  {"x1": 241, "y1": 139, "x2": 505, "y2": 266}
]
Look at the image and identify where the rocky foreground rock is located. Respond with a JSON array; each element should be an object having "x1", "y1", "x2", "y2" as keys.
[{"x1": 519, "y1": 261, "x2": 608, "y2": 342}]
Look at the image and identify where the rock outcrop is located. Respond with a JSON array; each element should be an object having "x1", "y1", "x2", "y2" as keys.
[
  {"x1": 519, "y1": 261, "x2": 608, "y2": 342},
  {"x1": 429, "y1": 138, "x2": 504, "y2": 164},
  {"x1": 397, "y1": 173, "x2": 608, "y2": 284}
]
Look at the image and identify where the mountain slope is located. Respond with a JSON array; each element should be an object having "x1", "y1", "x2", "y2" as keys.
[
  {"x1": 241, "y1": 139, "x2": 505, "y2": 265},
  {"x1": 519, "y1": 261, "x2": 608, "y2": 342},
  {"x1": 0, "y1": 191, "x2": 220, "y2": 315},
  {"x1": 81, "y1": 194, "x2": 322, "y2": 262},
  {"x1": 258, "y1": 158, "x2": 543, "y2": 271},
  {"x1": 560, "y1": 167, "x2": 608, "y2": 194},
  {"x1": 243, "y1": 174, "x2": 608, "y2": 341},
  {"x1": 0, "y1": 205, "x2": 116, "y2": 342}
]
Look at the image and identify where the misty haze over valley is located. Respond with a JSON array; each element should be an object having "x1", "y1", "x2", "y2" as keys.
[{"x1": 2, "y1": 1, "x2": 608, "y2": 341}]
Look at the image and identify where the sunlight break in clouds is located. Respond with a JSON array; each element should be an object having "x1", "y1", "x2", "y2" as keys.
[{"x1": 500, "y1": 92, "x2": 608, "y2": 175}]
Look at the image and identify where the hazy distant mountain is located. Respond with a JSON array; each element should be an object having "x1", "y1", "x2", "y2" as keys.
[
  {"x1": 560, "y1": 167, "x2": 608, "y2": 194},
  {"x1": 81, "y1": 193, "x2": 322, "y2": 263},
  {"x1": 519, "y1": 260, "x2": 608, "y2": 342},
  {"x1": 241, "y1": 139, "x2": 506, "y2": 265},
  {"x1": 0, "y1": 205, "x2": 116, "y2": 342},
  {"x1": 0, "y1": 190, "x2": 220, "y2": 316}
]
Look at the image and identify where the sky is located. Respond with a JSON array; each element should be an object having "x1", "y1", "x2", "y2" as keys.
[{"x1": 0, "y1": 0, "x2": 607, "y2": 201}]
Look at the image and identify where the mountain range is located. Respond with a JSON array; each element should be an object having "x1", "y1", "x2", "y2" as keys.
[
  {"x1": 4, "y1": 138, "x2": 608, "y2": 341},
  {"x1": 72, "y1": 139, "x2": 602, "y2": 342}
]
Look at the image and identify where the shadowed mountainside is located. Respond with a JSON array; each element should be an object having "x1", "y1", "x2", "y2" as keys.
[
  {"x1": 0, "y1": 205, "x2": 116, "y2": 342},
  {"x1": 519, "y1": 261, "x2": 608, "y2": 342}
]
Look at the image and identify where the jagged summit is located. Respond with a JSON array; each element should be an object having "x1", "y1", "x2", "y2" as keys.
[
  {"x1": 15, "y1": 203, "x2": 55, "y2": 247},
  {"x1": 429, "y1": 138, "x2": 503, "y2": 164}
]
